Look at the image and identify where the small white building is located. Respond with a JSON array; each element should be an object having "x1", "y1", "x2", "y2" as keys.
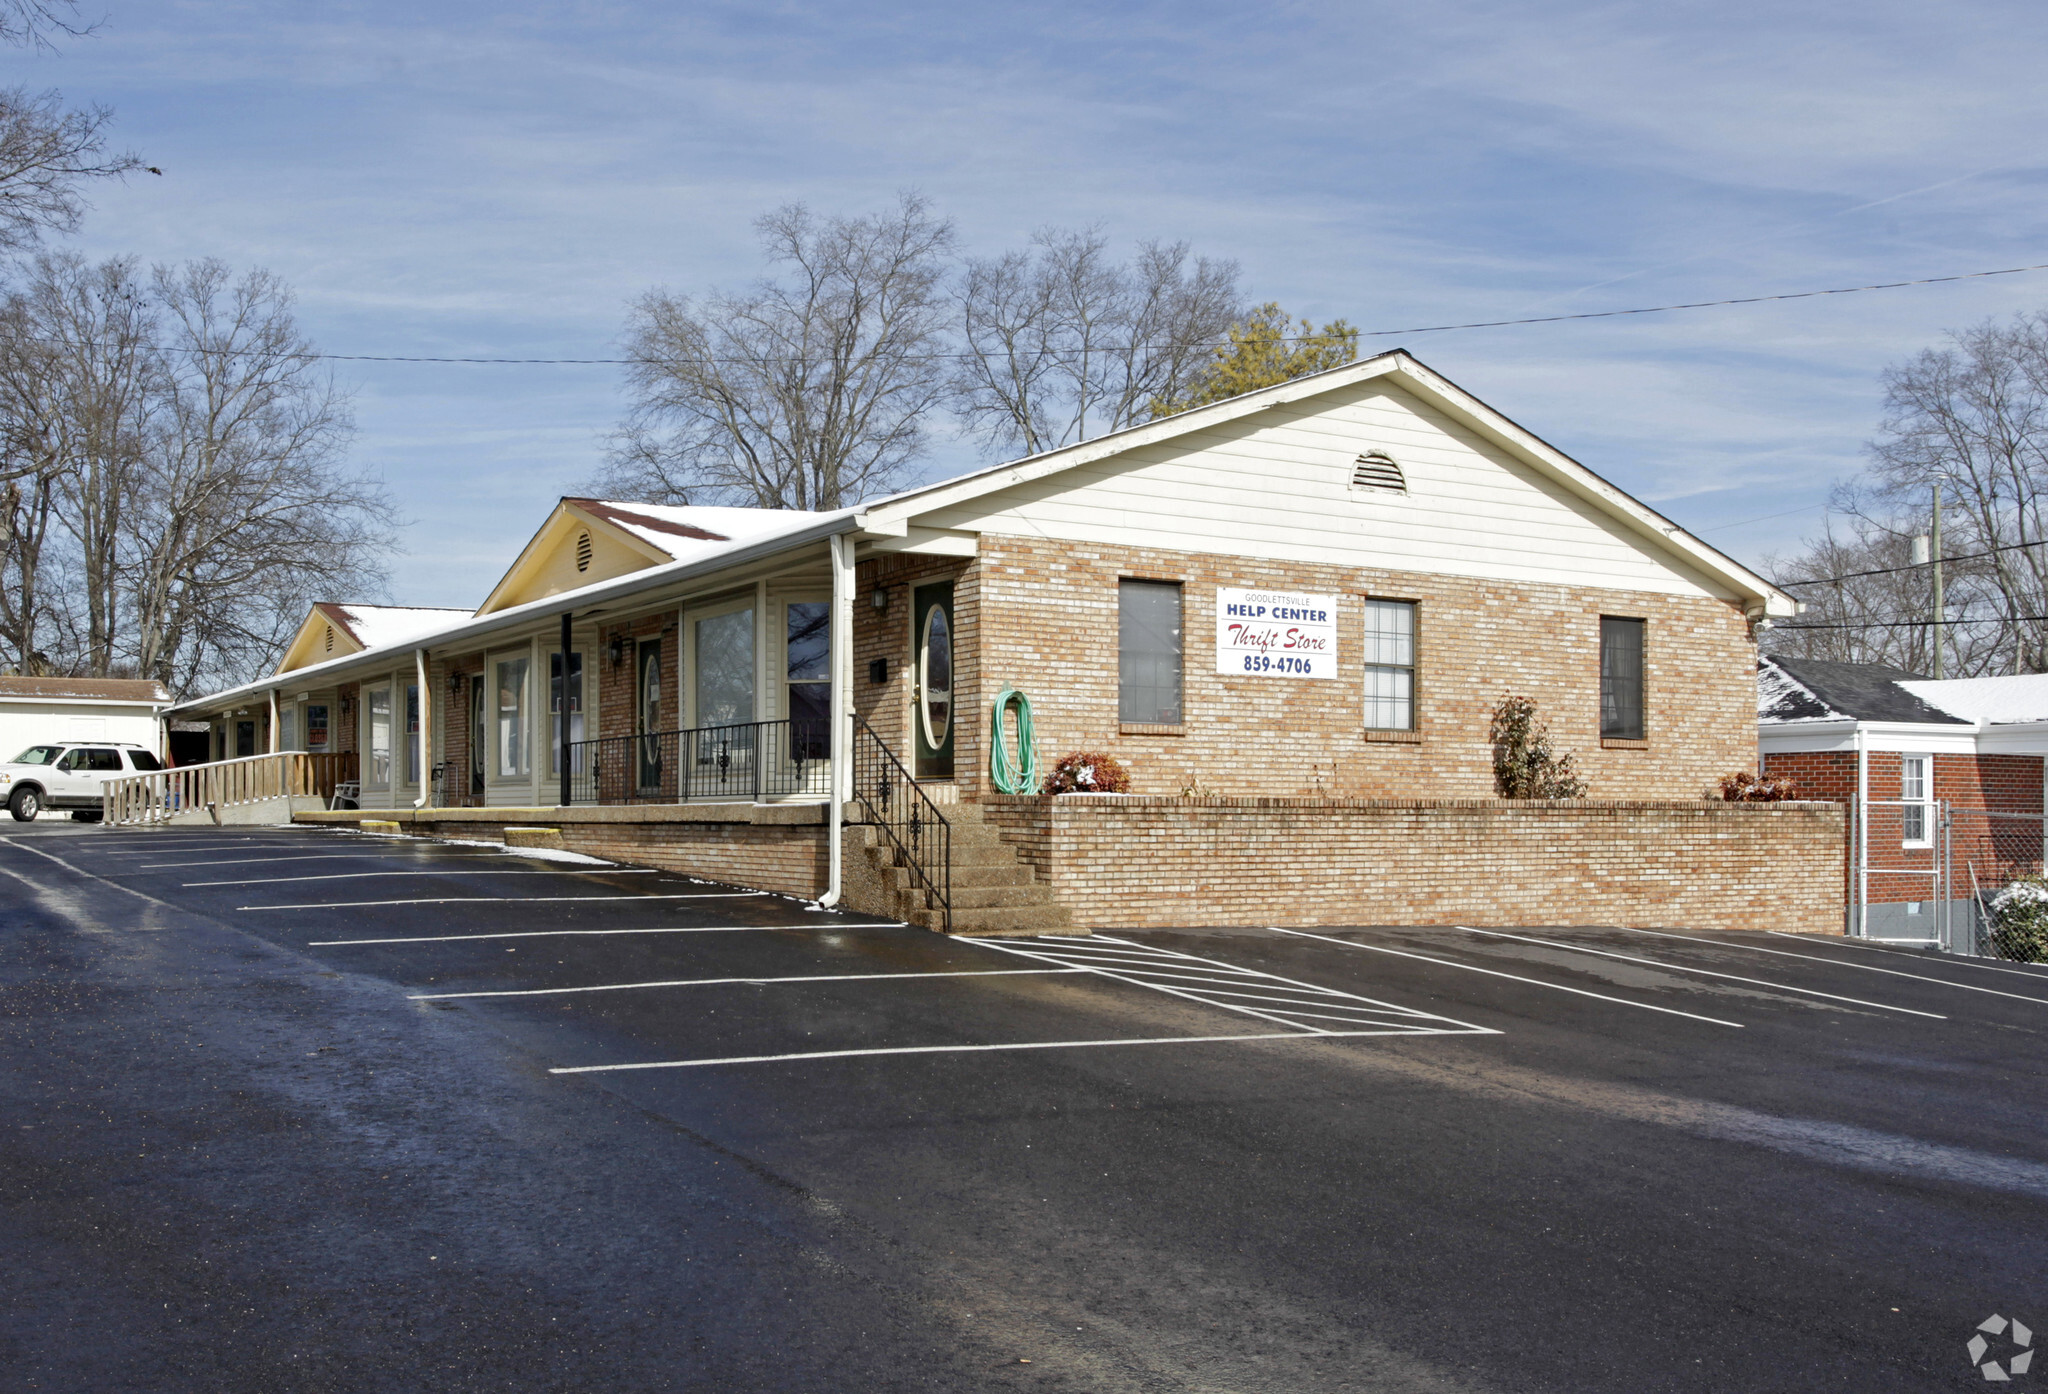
[{"x1": 0, "y1": 677, "x2": 170, "y2": 759}]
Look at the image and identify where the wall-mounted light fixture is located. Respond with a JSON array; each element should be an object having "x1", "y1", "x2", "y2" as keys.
[
  {"x1": 869, "y1": 587, "x2": 889, "y2": 612},
  {"x1": 446, "y1": 672, "x2": 463, "y2": 695},
  {"x1": 608, "y1": 635, "x2": 625, "y2": 666}
]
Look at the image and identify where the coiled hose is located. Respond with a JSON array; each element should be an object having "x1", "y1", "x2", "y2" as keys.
[{"x1": 989, "y1": 687, "x2": 1040, "y2": 794}]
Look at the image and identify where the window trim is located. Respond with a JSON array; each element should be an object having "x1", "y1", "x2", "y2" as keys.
[
  {"x1": 1118, "y1": 577, "x2": 1185, "y2": 727},
  {"x1": 1599, "y1": 615, "x2": 1647, "y2": 742},
  {"x1": 1362, "y1": 595, "x2": 1419, "y2": 733},
  {"x1": 1900, "y1": 752, "x2": 1934, "y2": 848}
]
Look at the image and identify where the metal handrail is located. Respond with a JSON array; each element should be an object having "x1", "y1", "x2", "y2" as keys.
[
  {"x1": 565, "y1": 718, "x2": 829, "y2": 805},
  {"x1": 848, "y1": 714, "x2": 951, "y2": 934}
]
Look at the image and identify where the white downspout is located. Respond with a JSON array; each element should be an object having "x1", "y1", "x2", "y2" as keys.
[
  {"x1": 817, "y1": 532, "x2": 854, "y2": 907},
  {"x1": 414, "y1": 647, "x2": 431, "y2": 810},
  {"x1": 1854, "y1": 726, "x2": 1869, "y2": 938}
]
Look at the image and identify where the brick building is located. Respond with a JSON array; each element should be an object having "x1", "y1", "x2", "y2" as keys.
[
  {"x1": 1759, "y1": 655, "x2": 2048, "y2": 939},
  {"x1": 160, "y1": 351, "x2": 1834, "y2": 932}
]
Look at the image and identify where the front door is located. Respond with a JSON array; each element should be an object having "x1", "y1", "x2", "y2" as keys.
[
  {"x1": 469, "y1": 677, "x2": 486, "y2": 799},
  {"x1": 912, "y1": 582, "x2": 955, "y2": 780},
  {"x1": 637, "y1": 640, "x2": 664, "y2": 791}
]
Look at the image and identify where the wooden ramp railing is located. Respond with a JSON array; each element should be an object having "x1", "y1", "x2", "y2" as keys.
[{"x1": 103, "y1": 752, "x2": 358, "y2": 827}]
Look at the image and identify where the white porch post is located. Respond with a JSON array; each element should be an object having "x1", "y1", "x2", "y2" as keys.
[
  {"x1": 414, "y1": 647, "x2": 432, "y2": 810},
  {"x1": 268, "y1": 689, "x2": 280, "y2": 754},
  {"x1": 819, "y1": 532, "x2": 854, "y2": 907}
]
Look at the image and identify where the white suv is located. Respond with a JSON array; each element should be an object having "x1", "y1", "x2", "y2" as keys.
[{"x1": 0, "y1": 743, "x2": 164, "y2": 822}]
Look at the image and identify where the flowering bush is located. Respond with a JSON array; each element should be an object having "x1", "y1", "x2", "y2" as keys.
[
  {"x1": 1489, "y1": 694, "x2": 1585, "y2": 799},
  {"x1": 1988, "y1": 875, "x2": 2048, "y2": 963},
  {"x1": 1716, "y1": 770, "x2": 1802, "y2": 802},
  {"x1": 1043, "y1": 751, "x2": 1131, "y2": 795}
]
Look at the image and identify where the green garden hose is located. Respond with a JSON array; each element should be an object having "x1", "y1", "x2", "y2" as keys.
[{"x1": 989, "y1": 687, "x2": 1040, "y2": 794}]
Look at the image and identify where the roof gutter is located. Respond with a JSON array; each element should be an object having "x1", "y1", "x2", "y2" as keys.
[{"x1": 166, "y1": 511, "x2": 865, "y2": 719}]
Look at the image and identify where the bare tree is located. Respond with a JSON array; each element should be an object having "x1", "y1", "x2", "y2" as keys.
[
  {"x1": 1766, "y1": 311, "x2": 2048, "y2": 675},
  {"x1": 952, "y1": 227, "x2": 1239, "y2": 457},
  {"x1": 0, "y1": 88, "x2": 145, "y2": 250},
  {"x1": 0, "y1": 0, "x2": 94, "y2": 49},
  {"x1": 128, "y1": 260, "x2": 389, "y2": 696},
  {"x1": 600, "y1": 194, "x2": 955, "y2": 510}
]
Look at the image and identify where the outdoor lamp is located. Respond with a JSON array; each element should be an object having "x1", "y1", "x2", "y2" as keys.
[
  {"x1": 608, "y1": 635, "x2": 625, "y2": 666},
  {"x1": 870, "y1": 587, "x2": 889, "y2": 612}
]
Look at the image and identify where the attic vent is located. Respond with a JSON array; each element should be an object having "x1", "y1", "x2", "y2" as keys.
[
  {"x1": 323, "y1": 625, "x2": 334, "y2": 653},
  {"x1": 575, "y1": 532, "x2": 592, "y2": 573},
  {"x1": 1350, "y1": 451, "x2": 1406, "y2": 493}
]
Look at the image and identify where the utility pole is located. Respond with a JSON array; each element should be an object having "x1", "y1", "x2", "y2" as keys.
[{"x1": 1931, "y1": 483, "x2": 1944, "y2": 679}]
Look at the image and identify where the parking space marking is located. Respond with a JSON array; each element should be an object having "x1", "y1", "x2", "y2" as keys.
[
  {"x1": 307, "y1": 923, "x2": 903, "y2": 946},
  {"x1": 1459, "y1": 928, "x2": 1947, "y2": 1019},
  {"x1": 1769, "y1": 931, "x2": 2048, "y2": 982},
  {"x1": 973, "y1": 934, "x2": 1497, "y2": 1036},
  {"x1": 1266, "y1": 926, "x2": 1747, "y2": 1028},
  {"x1": 186, "y1": 868, "x2": 660, "y2": 887},
  {"x1": 1624, "y1": 928, "x2": 2048, "y2": 1007},
  {"x1": 411, "y1": 966, "x2": 1090, "y2": 1001},
  {"x1": 142, "y1": 853, "x2": 513, "y2": 869},
  {"x1": 240, "y1": 891, "x2": 767, "y2": 910},
  {"x1": 548, "y1": 1030, "x2": 1422, "y2": 1074}
]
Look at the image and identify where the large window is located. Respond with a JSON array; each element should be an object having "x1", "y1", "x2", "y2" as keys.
[
  {"x1": 306, "y1": 704, "x2": 329, "y2": 750},
  {"x1": 694, "y1": 607, "x2": 755, "y2": 728},
  {"x1": 496, "y1": 657, "x2": 530, "y2": 778},
  {"x1": 366, "y1": 686, "x2": 392, "y2": 787},
  {"x1": 1363, "y1": 600, "x2": 1416, "y2": 730},
  {"x1": 550, "y1": 652, "x2": 584, "y2": 776},
  {"x1": 1599, "y1": 617, "x2": 1646, "y2": 740},
  {"x1": 1901, "y1": 754, "x2": 1932, "y2": 846},
  {"x1": 1119, "y1": 581, "x2": 1182, "y2": 724}
]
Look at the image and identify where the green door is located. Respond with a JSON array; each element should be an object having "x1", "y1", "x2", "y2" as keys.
[{"x1": 912, "y1": 582, "x2": 955, "y2": 779}]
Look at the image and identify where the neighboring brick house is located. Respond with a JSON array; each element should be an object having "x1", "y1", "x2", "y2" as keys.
[
  {"x1": 161, "y1": 350, "x2": 1834, "y2": 931},
  {"x1": 1759, "y1": 655, "x2": 2048, "y2": 939}
]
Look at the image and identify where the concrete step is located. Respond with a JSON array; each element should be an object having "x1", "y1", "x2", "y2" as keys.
[
  {"x1": 879, "y1": 862, "x2": 1032, "y2": 891},
  {"x1": 949, "y1": 883, "x2": 1061, "y2": 911},
  {"x1": 912, "y1": 902, "x2": 1077, "y2": 936}
]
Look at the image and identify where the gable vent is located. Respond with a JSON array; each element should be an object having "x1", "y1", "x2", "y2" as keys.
[
  {"x1": 575, "y1": 531, "x2": 593, "y2": 572},
  {"x1": 323, "y1": 625, "x2": 334, "y2": 653},
  {"x1": 1351, "y1": 451, "x2": 1406, "y2": 493}
]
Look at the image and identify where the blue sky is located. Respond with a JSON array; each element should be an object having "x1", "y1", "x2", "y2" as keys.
[{"x1": 18, "y1": 0, "x2": 2048, "y2": 604}]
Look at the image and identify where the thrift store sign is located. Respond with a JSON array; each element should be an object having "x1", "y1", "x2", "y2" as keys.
[{"x1": 1216, "y1": 588, "x2": 1338, "y2": 679}]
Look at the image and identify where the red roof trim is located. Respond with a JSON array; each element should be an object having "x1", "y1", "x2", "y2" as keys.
[{"x1": 566, "y1": 498, "x2": 729, "y2": 544}]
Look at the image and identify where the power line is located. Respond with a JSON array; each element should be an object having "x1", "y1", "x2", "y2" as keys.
[
  {"x1": 1775, "y1": 614, "x2": 2048, "y2": 630},
  {"x1": 1776, "y1": 536, "x2": 2048, "y2": 588},
  {"x1": 30, "y1": 257, "x2": 2048, "y2": 368}
]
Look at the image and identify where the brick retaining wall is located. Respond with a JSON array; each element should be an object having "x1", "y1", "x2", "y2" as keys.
[{"x1": 979, "y1": 795, "x2": 1845, "y2": 934}]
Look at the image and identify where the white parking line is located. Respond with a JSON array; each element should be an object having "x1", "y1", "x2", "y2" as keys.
[
  {"x1": 1459, "y1": 928, "x2": 1946, "y2": 1019},
  {"x1": 412, "y1": 966, "x2": 1089, "y2": 1000},
  {"x1": 241, "y1": 891, "x2": 766, "y2": 910},
  {"x1": 549, "y1": 1030, "x2": 1415, "y2": 1074},
  {"x1": 1770, "y1": 931, "x2": 2048, "y2": 982},
  {"x1": 187, "y1": 868, "x2": 659, "y2": 887},
  {"x1": 307, "y1": 923, "x2": 903, "y2": 946},
  {"x1": 1264, "y1": 926, "x2": 1747, "y2": 1028},
  {"x1": 143, "y1": 853, "x2": 509, "y2": 869},
  {"x1": 974, "y1": 933, "x2": 1496, "y2": 1036},
  {"x1": 1622, "y1": 927, "x2": 2048, "y2": 1007}
]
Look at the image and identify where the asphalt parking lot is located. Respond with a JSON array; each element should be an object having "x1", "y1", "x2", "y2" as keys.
[{"x1": 4, "y1": 821, "x2": 2047, "y2": 1392}]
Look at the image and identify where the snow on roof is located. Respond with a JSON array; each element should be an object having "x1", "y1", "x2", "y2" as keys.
[
  {"x1": 573, "y1": 499, "x2": 824, "y2": 563},
  {"x1": 1899, "y1": 672, "x2": 2048, "y2": 725},
  {"x1": 316, "y1": 602, "x2": 472, "y2": 651},
  {"x1": 1758, "y1": 656, "x2": 1968, "y2": 725}
]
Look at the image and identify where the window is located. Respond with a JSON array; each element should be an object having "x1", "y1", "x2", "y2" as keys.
[
  {"x1": 367, "y1": 685, "x2": 392, "y2": 787},
  {"x1": 127, "y1": 750, "x2": 163, "y2": 772},
  {"x1": 786, "y1": 601, "x2": 831, "y2": 763},
  {"x1": 1901, "y1": 754, "x2": 1932, "y2": 846},
  {"x1": 1363, "y1": 600, "x2": 1417, "y2": 730},
  {"x1": 496, "y1": 658, "x2": 529, "y2": 778},
  {"x1": 405, "y1": 684, "x2": 421, "y2": 784},
  {"x1": 1599, "y1": 617, "x2": 1646, "y2": 740},
  {"x1": 280, "y1": 706, "x2": 298, "y2": 752},
  {"x1": 85, "y1": 747, "x2": 123, "y2": 772},
  {"x1": 1119, "y1": 581, "x2": 1183, "y2": 724},
  {"x1": 306, "y1": 704, "x2": 329, "y2": 750},
  {"x1": 550, "y1": 652, "x2": 584, "y2": 776},
  {"x1": 12, "y1": 745, "x2": 59, "y2": 765},
  {"x1": 694, "y1": 608, "x2": 754, "y2": 729}
]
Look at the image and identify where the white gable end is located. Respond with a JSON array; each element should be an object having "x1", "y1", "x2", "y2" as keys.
[{"x1": 912, "y1": 379, "x2": 1733, "y2": 600}]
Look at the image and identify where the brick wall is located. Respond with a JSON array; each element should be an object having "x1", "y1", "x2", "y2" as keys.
[
  {"x1": 442, "y1": 659, "x2": 483, "y2": 805},
  {"x1": 333, "y1": 682, "x2": 359, "y2": 754},
  {"x1": 952, "y1": 534, "x2": 1758, "y2": 802},
  {"x1": 980, "y1": 795, "x2": 1845, "y2": 933}
]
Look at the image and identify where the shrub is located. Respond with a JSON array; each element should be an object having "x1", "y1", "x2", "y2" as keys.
[
  {"x1": 1716, "y1": 770, "x2": 1802, "y2": 802},
  {"x1": 1988, "y1": 875, "x2": 2048, "y2": 963},
  {"x1": 1043, "y1": 751, "x2": 1131, "y2": 795},
  {"x1": 1489, "y1": 694, "x2": 1585, "y2": 799}
]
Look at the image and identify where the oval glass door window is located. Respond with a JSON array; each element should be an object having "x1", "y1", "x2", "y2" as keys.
[{"x1": 920, "y1": 604, "x2": 953, "y2": 750}]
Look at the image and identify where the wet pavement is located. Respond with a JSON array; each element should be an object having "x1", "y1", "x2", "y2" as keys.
[{"x1": 3, "y1": 820, "x2": 2046, "y2": 1391}]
